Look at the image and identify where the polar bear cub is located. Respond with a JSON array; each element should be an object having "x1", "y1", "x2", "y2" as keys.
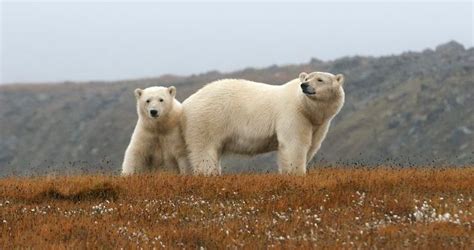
[
  {"x1": 121, "y1": 86, "x2": 189, "y2": 175},
  {"x1": 182, "y1": 71, "x2": 345, "y2": 176}
]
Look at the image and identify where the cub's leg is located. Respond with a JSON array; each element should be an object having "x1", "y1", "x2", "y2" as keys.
[{"x1": 122, "y1": 146, "x2": 153, "y2": 175}]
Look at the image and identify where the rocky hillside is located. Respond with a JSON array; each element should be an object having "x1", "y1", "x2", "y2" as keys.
[{"x1": 1, "y1": 41, "x2": 473, "y2": 176}]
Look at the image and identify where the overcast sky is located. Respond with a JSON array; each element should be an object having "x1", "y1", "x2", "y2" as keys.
[{"x1": 1, "y1": 1, "x2": 473, "y2": 84}]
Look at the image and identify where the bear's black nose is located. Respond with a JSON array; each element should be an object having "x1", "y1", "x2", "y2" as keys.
[
  {"x1": 150, "y1": 110, "x2": 158, "y2": 117},
  {"x1": 301, "y1": 83, "x2": 316, "y2": 95},
  {"x1": 300, "y1": 83, "x2": 310, "y2": 92}
]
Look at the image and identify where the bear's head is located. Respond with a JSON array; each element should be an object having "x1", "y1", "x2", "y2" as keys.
[
  {"x1": 134, "y1": 86, "x2": 176, "y2": 120},
  {"x1": 299, "y1": 71, "x2": 345, "y2": 102}
]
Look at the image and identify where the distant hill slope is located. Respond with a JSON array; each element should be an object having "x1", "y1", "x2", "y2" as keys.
[{"x1": 1, "y1": 41, "x2": 473, "y2": 176}]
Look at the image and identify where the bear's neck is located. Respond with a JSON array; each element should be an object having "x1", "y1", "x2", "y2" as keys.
[{"x1": 300, "y1": 93, "x2": 344, "y2": 126}]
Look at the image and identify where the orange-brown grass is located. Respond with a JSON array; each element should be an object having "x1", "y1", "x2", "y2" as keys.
[{"x1": 1, "y1": 167, "x2": 473, "y2": 248}]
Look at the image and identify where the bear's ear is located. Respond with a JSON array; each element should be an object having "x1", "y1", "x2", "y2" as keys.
[
  {"x1": 299, "y1": 72, "x2": 308, "y2": 82},
  {"x1": 168, "y1": 86, "x2": 176, "y2": 98},
  {"x1": 335, "y1": 74, "x2": 345, "y2": 86},
  {"x1": 134, "y1": 88, "x2": 143, "y2": 99}
]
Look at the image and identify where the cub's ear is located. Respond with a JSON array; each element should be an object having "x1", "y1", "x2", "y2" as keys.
[
  {"x1": 134, "y1": 88, "x2": 143, "y2": 99},
  {"x1": 168, "y1": 86, "x2": 176, "y2": 98},
  {"x1": 299, "y1": 72, "x2": 308, "y2": 82},
  {"x1": 335, "y1": 74, "x2": 345, "y2": 86}
]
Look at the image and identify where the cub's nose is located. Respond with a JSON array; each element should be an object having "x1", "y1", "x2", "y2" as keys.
[{"x1": 150, "y1": 110, "x2": 158, "y2": 117}]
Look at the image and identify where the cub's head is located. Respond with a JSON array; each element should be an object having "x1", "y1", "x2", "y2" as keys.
[
  {"x1": 299, "y1": 71, "x2": 345, "y2": 102},
  {"x1": 134, "y1": 86, "x2": 176, "y2": 119}
]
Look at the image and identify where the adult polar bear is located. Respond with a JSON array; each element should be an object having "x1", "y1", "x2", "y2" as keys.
[{"x1": 182, "y1": 71, "x2": 346, "y2": 175}]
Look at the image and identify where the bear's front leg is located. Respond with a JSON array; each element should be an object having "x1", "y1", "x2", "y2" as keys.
[
  {"x1": 277, "y1": 144, "x2": 309, "y2": 175},
  {"x1": 276, "y1": 127, "x2": 311, "y2": 175},
  {"x1": 306, "y1": 121, "x2": 331, "y2": 164}
]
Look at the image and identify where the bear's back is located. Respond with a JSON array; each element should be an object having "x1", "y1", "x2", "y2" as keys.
[{"x1": 183, "y1": 79, "x2": 282, "y2": 107}]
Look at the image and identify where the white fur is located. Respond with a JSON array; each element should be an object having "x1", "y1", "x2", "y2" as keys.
[
  {"x1": 181, "y1": 72, "x2": 345, "y2": 175},
  {"x1": 122, "y1": 86, "x2": 190, "y2": 175}
]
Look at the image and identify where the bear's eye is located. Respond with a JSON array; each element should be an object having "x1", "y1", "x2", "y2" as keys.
[
  {"x1": 317, "y1": 78, "x2": 323, "y2": 82},
  {"x1": 146, "y1": 99, "x2": 151, "y2": 103},
  {"x1": 159, "y1": 98, "x2": 164, "y2": 102}
]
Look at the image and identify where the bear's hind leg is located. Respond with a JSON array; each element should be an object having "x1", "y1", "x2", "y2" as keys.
[
  {"x1": 176, "y1": 155, "x2": 191, "y2": 175},
  {"x1": 188, "y1": 146, "x2": 221, "y2": 176}
]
